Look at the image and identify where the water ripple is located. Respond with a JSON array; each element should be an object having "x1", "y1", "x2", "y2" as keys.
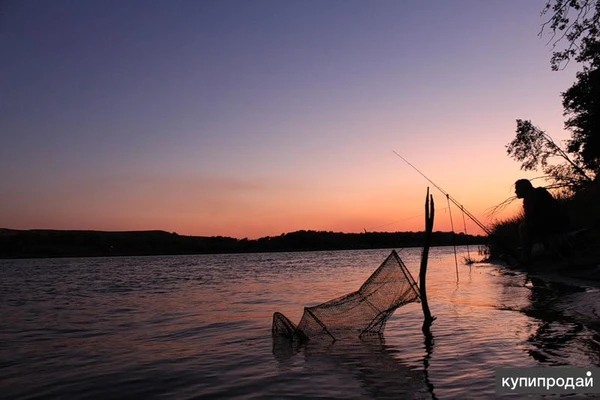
[{"x1": 1, "y1": 248, "x2": 599, "y2": 399}]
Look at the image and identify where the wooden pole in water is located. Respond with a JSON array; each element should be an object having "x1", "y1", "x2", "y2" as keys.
[
  {"x1": 420, "y1": 188, "x2": 437, "y2": 399},
  {"x1": 420, "y1": 187, "x2": 436, "y2": 331}
]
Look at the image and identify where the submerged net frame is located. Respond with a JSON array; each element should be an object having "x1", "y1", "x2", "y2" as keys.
[{"x1": 272, "y1": 250, "x2": 421, "y2": 342}]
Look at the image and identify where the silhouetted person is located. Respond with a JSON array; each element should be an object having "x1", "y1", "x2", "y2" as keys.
[{"x1": 515, "y1": 179, "x2": 569, "y2": 265}]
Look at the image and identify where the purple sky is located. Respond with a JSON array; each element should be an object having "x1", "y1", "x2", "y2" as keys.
[{"x1": 1, "y1": 0, "x2": 581, "y2": 238}]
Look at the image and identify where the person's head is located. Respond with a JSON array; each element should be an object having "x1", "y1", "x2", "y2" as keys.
[{"x1": 515, "y1": 179, "x2": 534, "y2": 199}]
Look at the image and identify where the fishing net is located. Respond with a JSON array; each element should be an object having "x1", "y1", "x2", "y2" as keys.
[{"x1": 272, "y1": 250, "x2": 420, "y2": 342}]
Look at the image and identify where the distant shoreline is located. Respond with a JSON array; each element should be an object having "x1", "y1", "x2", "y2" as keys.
[{"x1": 0, "y1": 228, "x2": 487, "y2": 260}]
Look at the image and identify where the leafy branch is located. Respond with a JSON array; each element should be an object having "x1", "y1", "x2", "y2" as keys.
[
  {"x1": 506, "y1": 119, "x2": 594, "y2": 191},
  {"x1": 539, "y1": 0, "x2": 600, "y2": 70}
]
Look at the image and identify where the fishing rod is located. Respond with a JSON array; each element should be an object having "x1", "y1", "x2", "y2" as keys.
[{"x1": 393, "y1": 151, "x2": 493, "y2": 236}]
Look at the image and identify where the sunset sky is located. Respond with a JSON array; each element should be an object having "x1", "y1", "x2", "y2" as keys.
[{"x1": 1, "y1": 0, "x2": 581, "y2": 238}]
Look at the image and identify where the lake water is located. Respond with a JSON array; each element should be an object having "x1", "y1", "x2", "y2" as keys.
[{"x1": 1, "y1": 246, "x2": 599, "y2": 399}]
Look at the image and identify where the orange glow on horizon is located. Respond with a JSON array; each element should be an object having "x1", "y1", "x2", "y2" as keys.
[{"x1": 1, "y1": 147, "x2": 533, "y2": 239}]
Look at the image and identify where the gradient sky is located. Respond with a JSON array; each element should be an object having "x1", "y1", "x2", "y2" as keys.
[{"x1": 1, "y1": 0, "x2": 582, "y2": 238}]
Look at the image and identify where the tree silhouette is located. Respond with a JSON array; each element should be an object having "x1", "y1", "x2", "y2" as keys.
[
  {"x1": 563, "y1": 65, "x2": 600, "y2": 174},
  {"x1": 507, "y1": 1, "x2": 600, "y2": 187}
]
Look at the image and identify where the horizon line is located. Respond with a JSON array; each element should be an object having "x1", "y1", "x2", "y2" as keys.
[{"x1": 0, "y1": 227, "x2": 488, "y2": 240}]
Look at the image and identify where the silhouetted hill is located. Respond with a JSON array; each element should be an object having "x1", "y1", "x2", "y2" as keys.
[{"x1": 0, "y1": 228, "x2": 487, "y2": 259}]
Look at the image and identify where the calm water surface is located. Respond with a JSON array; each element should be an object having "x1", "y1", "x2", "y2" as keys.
[{"x1": 1, "y1": 247, "x2": 599, "y2": 399}]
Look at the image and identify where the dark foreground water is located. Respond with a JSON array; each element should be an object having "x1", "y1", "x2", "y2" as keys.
[{"x1": 1, "y1": 247, "x2": 599, "y2": 399}]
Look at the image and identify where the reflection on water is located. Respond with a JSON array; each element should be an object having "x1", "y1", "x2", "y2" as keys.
[
  {"x1": 1, "y1": 247, "x2": 599, "y2": 399},
  {"x1": 273, "y1": 336, "x2": 433, "y2": 400},
  {"x1": 524, "y1": 277, "x2": 600, "y2": 367}
]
